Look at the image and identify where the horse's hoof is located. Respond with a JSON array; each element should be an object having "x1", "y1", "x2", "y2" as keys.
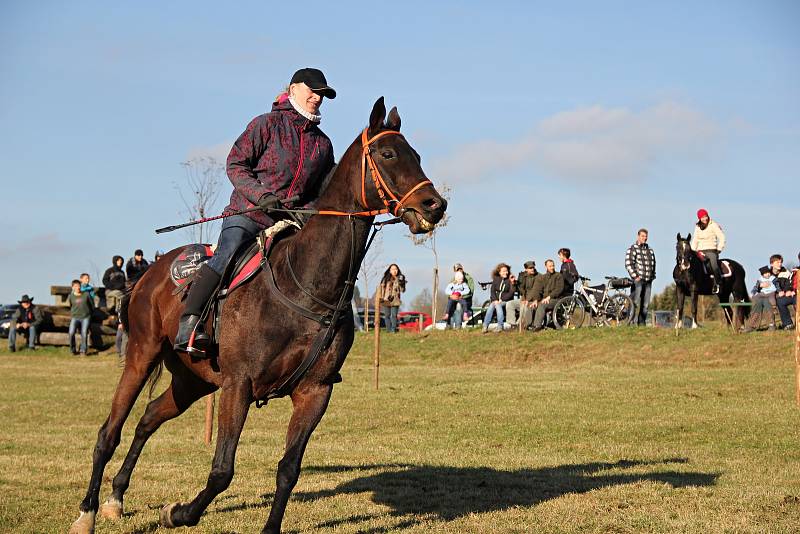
[
  {"x1": 68, "y1": 510, "x2": 96, "y2": 534},
  {"x1": 160, "y1": 502, "x2": 180, "y2": 528},
  {"x1": 99, "y1": 497, "x2": 123, "y2": 520}
]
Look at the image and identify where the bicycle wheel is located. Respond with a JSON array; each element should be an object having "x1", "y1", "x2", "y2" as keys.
[
  {"x1": 603, "y1": 293, "x2": 635, "y2": 326},
  {"x1": 553, "y1": 296, "x2": 586, "y2": 329}
]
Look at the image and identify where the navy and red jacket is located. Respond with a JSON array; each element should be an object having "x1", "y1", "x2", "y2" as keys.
[{"x1": 224, "y1": 97, "x2": 335, "y2": 227}]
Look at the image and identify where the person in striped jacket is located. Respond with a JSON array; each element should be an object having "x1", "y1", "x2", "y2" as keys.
[{"x1": 625, "y1": 228, "x2": 656, "y2": 326}]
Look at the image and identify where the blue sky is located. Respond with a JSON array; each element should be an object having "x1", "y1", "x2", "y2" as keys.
[{"x1": 1, "y1": 1, "x2": 798, "y2": 306}]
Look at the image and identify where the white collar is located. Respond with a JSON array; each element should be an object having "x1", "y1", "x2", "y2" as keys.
[{"x1": 288, "y1": 95, "x2": 321, "y2": 123}]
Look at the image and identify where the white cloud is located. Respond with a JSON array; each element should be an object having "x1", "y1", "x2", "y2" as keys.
[{"x1": 429, "y1": 101, "x2": 719, "y2": 184}]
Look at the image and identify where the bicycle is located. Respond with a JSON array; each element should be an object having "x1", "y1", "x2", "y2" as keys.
[{"x1": 553, "y1": 276, "x2": 635, "y2": 328}]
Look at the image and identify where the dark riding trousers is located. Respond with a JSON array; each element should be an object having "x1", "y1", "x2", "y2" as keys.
[
  {"x1": 206, "y1": 214, "x2": 265, "y2": 276},
  {"x1": 701, "y1": 249, "x2": 721, "y2": 283}
]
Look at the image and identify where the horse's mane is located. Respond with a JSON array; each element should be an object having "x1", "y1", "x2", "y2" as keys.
[{"x1": 315, "y1": 163, "x2": 339, "y2": 199}]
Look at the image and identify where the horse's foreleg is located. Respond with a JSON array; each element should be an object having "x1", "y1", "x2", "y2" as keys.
[
  {"x1": 160, "y1": 380, "x2": 251, "y2": 529},
  {"x1": 675, "y1": 286, "x2": 685, "y2": 329},
  {"x1": 690, "y1": 291, "x2": 699, "y2": 328},
  {"x1": 69, "y1": 352, "x2": 160, "y2": 534},
  {"x1": 102, "y1": 372, "x2": 216, "y2": 520},
  {"x1": 262, "y1": 383, "x2": 333, "y2": 534}
]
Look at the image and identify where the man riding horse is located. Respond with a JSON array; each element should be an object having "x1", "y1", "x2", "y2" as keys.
[{"x1": 174, "y1": 68, "x2": 337, "y2": 354}]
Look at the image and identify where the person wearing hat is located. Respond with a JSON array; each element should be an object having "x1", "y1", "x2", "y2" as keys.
[
  {"x1": 8, "y1": 295, "x2": 43, "y2": 352},
  {"x1": 174, "y1": 68, "x2": 336, "y2": 354},
  {"x1": 690, "y1": 209, "x2": 726, "y2": 294},
  {"x1": 126, "y1": 249, "x2": 150, "y2": 285}
]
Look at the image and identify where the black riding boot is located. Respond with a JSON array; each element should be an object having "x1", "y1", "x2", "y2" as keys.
[{"x1": 174, "y1": 264, "x2": 221, "y2": 355}]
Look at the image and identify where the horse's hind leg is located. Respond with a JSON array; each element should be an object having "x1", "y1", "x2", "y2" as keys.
[
  {"x1": 263, "y1": 383, "x2": 333, "y2": 534},
  {"x1": 69, "y1": 339, "x2": 164, "y2": 534},
  {"x1": 100, "y1": 366, "x2": 216, "y2": 520},
  {"x1": 160, "y1": 380, "x2": 252, "y2": 529}
]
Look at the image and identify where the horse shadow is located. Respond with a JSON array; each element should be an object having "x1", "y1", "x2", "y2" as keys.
[
  {"x1": 292, "y1": 458, "x2": 717, "y2": 530},
  {"x1": 205, "y1": 458, "x2": 717, "y2": 532}
]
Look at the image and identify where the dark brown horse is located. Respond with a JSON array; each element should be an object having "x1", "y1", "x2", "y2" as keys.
[{"x1": 69, "y1": 97, "x2": 447, "y2": 534}]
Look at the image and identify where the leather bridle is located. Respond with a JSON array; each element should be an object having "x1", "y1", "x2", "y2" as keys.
[{"x1": 317, "y1": 128, "x2": 432, "y2": 218}]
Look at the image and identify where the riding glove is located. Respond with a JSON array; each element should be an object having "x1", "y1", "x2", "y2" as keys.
[{"x1": 257, "y1": 193, "x2": 281, "y2": 212}]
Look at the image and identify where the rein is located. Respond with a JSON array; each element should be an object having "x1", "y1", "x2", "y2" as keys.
[{"x1": 255, "y1": 129, "x2": 423, "y2": 405}]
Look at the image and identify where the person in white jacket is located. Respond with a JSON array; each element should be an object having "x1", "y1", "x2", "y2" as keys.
[{"x1": 691, "y1": 208, "x2": 726, "y2": 293}]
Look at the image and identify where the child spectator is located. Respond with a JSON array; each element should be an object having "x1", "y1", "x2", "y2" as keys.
[
  {"x1": 443, "y1": 270, "x2": 471, "y2": 328},
  {"x1": 743, "y1": 266, "x2": 777, "y2": 332},
  {"x1": 68, "y1": 279, "x2": 94, "y2": 355},
  {"x1": 558, "y1": 248, "x2": 579, "y2": 297},
  {"x1": 453, "y1": 263, "x2": 476, "y2": 314},
  {"x1": 80, "y1": 272, "x2": 98, "y2": 306},
  {"x1": 482, "y1": 263, "x2": 515, "y2": 333}
]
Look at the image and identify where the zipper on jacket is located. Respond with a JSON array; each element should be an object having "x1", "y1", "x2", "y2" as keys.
[{"x1": 287, "y1": 125, "x2": 306, "y2": 200}]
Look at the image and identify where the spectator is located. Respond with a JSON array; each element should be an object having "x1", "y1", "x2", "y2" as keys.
[
  {"x1": 154, "y1": 250, "x2": 165, "y2": 262},
  {"x1": 67, "y1": 279, "x2": 94, "y2": 355},
  {"x1": 558, "y1": 248, "x2": 579, "y2": 297},
  {"x1": 8, "y1": 294, "x2": 43, "y2": 352},
  {"x1": 379, "y1": 264, "x2": 406, "y2": 333},
  {"x1": 530, "y1": 259, "x2": 564, "y2": 332},
  {"x1": 453, "y1": 263, "x2": 476, "y2": 317},
  {"x1": 80, "y1": 272, "x2": 98, "y2": 307},
  {"x1": 508, "y1": 261, "x2": 539, "y2": 329},
  {"x1": 743, "y1": 266, "x2": 777, "y2": 332},
  {"x1": 443, "y1": 270, "x2": 471, "y2": 328},
  {"x1": 126, "y1": 249, "x2": 150, "y2": 285},
  {"x1": 769, "y1": 254, "x2": 795, "y2": 330},
  {"x1": 625, "y1": 228, "x2": 656, "y2": 326},
  {"x1": 102, "y1": 256, "x2": 127, "y2": 313},
  {"x1": 115, "y1": 318, "x2": 127, "y2": 358},
  {"x1": 482, "y1": 263, "x2": 515, "y2": 334},
  {"x1": 691, "y1": 209, "x2": 726, "y2": 294}
]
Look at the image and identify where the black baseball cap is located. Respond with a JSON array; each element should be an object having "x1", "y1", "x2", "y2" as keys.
[
  {"x1": 524, "y1": 261, "x2": 536, "y2": 269},
  {"x1": 290, "y1": 68, "x2": 336, "y2": 99}
]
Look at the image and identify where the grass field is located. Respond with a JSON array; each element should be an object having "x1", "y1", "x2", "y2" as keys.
[{"x1": 1, "y1": 326, "x2": 799, "y2": 533}]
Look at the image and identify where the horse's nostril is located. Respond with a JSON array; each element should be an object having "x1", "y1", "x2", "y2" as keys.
[{"x1": 422, "y1": 198, "x2": 440, "y2": 210}]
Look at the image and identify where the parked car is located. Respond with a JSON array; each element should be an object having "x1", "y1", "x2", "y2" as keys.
[
  {"x1": 0, "y1": 304, "x2": 20, "y2": 338},
  {"x1": 354, "y1": 308, "x2": 386, "y2": 329},
  {"x1": 397, "y1": 311, "x2": 433, "y2": 332}
]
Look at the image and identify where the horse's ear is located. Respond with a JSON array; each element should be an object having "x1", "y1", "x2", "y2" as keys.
[
  {"x1": 686, "y1": 232, "x2": 691, "y2": 243},
  {"x1": 369, "y1": 97, "x2": 386, "y2": 134},
  {"x1": 676, "y1": 232, "x2": 682, "y2": 241},
  {"x1": 386, "y1": 106, "x2": 401, "y2": 131}
]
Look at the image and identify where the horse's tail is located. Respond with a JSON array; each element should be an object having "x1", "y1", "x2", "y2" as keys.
[
  {"x1": 730, "y1": 260, "x2": 751, "y2": 319},
  {"x1": 146, "y1": 359, "x2": 165, "y2": 399}
]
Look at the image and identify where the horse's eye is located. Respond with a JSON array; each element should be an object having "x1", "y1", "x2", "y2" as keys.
[{"x1": 381, "y1": 150, "x2": 395, "y2": 159}]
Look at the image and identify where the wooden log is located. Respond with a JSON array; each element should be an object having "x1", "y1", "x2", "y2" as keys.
[{"x1": 37, "y1": 331, "x2": 115, "y2": 348}]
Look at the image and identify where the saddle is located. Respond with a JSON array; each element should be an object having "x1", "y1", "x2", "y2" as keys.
[
  {"x1": 701, "y1": 259, "x2": 732, "y2": 278},
  {"x1": 170, "y1": 220, "x2": 301, "y2": 343}
]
